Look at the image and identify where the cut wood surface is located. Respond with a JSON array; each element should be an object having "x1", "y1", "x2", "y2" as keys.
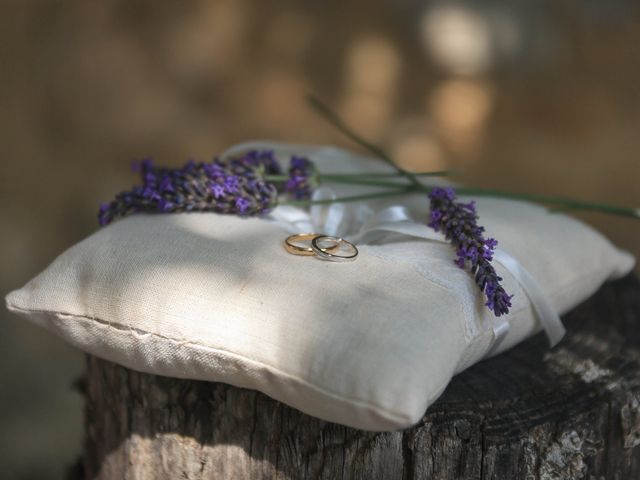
[{"x1": 81, "y1": 275, "x2": 640, "y2": 479}]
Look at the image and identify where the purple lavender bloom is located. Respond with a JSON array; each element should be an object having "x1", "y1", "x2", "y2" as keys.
[
  {"x1": 131, "y1": 158, "x2": 154, "y2": 173},
  {"x1": 159, "y1": 176, "x2": 174, "y2": 193},
  {"x1": 241, "y1": 150, "x2": 281, "y2": 175},
  {"x1": 235, "y1": 197, "x2": 252, "y2": 214},
  {"x1": 184, "y1": 159, "x2": 197, "y2": 171},
  {"x1": 158, "y1": 198, "x2": 174, "y2": 212},
  {"x1": 284, "y1": 156, "x2": 318, "y2": 200},
  {"x1": 224, "y1": 175, "x2": 240, "y2": 194},
  {"x1": 210, "y1": 183, "x2": 225, "y2": 199},
  {"x1": 428, "y1": 187, "x2": 513, "y2": 316},
  {"x1": 98, "y1": 150, "x2": 280, "y2": 225},
  {"x1": 98, "y1": 202, "x2": 111, "y2": 226},
  {"x1": 142, "y1": 186, "x2": 161, "y2": 201}
]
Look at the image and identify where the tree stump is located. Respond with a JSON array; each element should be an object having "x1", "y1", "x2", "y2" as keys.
[{"x1": 80, "y1": 275, "x2": 640, "y2": 479}]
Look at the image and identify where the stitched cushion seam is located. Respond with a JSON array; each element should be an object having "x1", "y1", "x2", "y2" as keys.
[{"x1": 8, "y1": 303, "x2": 442, "y2": 424}]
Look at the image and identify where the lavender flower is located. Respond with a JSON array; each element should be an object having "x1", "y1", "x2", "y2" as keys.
[
  {"x1": 428, "y1": 187, "x2": 513, "y2": 316},
  {"x1": 98, "y1": 150, "x2": 279, "y2": 226},
  {"x1": 284, "y1": 156, "x2": 318, "y2": 200},
  {"x1": 240, "y1": 150, "x2": 281, "y2": 176}
]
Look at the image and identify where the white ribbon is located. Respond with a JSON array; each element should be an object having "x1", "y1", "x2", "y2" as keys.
[{"x1": 268, "y1": 188, "x2": 566, "y2": 355}]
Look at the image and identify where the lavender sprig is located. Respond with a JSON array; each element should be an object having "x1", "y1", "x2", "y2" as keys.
[
  {"x1": 98, "y1": 150, "x2": 280, "y2": 226},
  {"x1": 305, "y1": 96, "x2": 640, "y2": 220},
  {"x1": 284, "y1": 156, "x2": 318, "y2": 200},
  {"x1": 428, "y1": 186, "x2": 513, "y2": 316}
]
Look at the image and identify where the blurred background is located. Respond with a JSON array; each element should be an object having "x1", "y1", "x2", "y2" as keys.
[{"x1": 1, "y1": 0, "x2": 639, "y2": 478}]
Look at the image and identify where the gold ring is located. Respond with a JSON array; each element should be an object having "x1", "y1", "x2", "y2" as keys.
[
  {"x1": 311, "y1": 235, "x2": 358, "y2": 262},
  {"x1": 284, "y1": 233, "x2": 340, "y2": 256}
]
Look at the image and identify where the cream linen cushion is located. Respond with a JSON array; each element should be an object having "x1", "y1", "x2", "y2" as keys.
[{"x1": 5, "y1": 142, "x2": 635, "y2": 431}]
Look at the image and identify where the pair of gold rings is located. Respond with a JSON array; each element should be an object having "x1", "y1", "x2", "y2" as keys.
[{"x1": 284, "y1": 233, "x2": 359, "y2": 262}]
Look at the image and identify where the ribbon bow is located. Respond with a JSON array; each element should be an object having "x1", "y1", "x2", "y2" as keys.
[{"x1": 269, "y1": 188, "x2": 566, "y2": 357}]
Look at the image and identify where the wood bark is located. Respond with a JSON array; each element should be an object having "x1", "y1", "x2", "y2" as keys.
[{"x1": 79, "y1": 275, "x2": 640, "y2": 479}]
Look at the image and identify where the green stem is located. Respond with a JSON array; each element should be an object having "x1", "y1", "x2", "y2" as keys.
[
  {"x1": 337, "y1": 171, "x2": 452, "y2": 178},
  {"x1": 266, "y1": 175, "x2": 411, "y2": 188},
  {"x1": 264, "y1": 171, "x2": 450, "y2": 183},
  {"x1": 303, "y1": 95, "x2": 638, "y2": 221},
  {"x1": 319, "y1": 176, "x2": 410, "y2": 188},
  {"x1": 306, "y1": 95, "x2": 423, "y2": 188},
  {"x1": 454, "y1": 187, "x2": 639, "y2": 219},
  {"x1": 282, "y1": 184, "x2": 640, "y2": 220}
]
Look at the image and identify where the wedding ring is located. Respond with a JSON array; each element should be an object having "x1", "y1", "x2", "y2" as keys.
[
  {"x1": 284, "y1": 233, "x2": 340, "y2": 256},
  {"x1": 311, "y1": 235, "x2": 359, "y2": 262}
]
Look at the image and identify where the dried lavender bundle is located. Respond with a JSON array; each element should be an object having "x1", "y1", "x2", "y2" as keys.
[
  {"x1": 428, "y1": 187, "x2": 513, "y2": 316},
  {"x1": 98, "y1": 150, "x2": 282, "y2": 226}
]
